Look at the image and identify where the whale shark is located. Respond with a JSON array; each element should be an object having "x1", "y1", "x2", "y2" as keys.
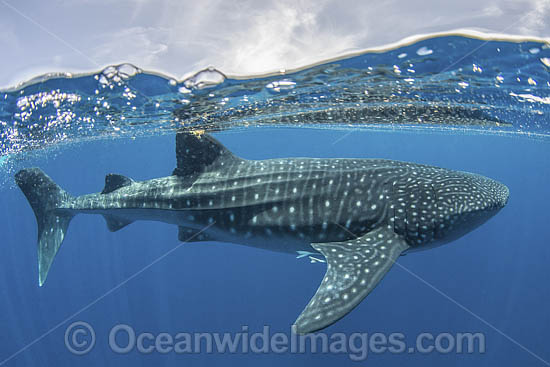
[{"x1": 15, "y1": 131, "x2": 509, "y2": 334}]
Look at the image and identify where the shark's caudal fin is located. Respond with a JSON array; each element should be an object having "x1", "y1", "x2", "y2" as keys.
[
  {"x1": 294, "y1": 226, "x2": 409, "y2": 334},
  {"x1": 15, "y1": 168, "x2": 74, "y2": 286}
]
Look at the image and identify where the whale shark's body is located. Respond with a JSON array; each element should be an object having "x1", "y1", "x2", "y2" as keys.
[{"x1": 15, "y1": 132, "x2": 509, "y2": 333}]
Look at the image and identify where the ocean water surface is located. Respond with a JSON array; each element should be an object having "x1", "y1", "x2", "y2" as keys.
[{"x1": 0, "y1": 33, "x2": 549, "y2": 366}]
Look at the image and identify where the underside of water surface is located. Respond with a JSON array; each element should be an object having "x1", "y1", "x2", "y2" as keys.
[{"x1": 0, "y1": 32, "x2": 549, "y2": 166}]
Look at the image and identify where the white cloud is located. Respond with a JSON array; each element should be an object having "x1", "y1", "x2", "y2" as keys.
[
  {"x1": 91, "y1": 26, "x2": 170, "y2": 67},
  {"x1": 84, "y1": 0, "x2": 364, "y2": 77},
  {"x1": 516, "y1": 0, "x2": 550, "y2": 35},
  {"x1": 0, "y1": 15, "x2": 20, "y2": 54},
  {"x1": 199, "y1": 1, "x2": 362, "y2": 75}
]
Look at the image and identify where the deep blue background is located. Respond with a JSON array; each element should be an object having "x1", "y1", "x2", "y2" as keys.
[{"x1": 0, "y1": 128, "x2": 549, "y2": 366}]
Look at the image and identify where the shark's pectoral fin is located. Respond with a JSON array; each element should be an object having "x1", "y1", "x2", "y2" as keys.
[
  {"x1": 103, "y1": 215, "x2": 133, "y2": 232},
  {"x1": 293, "y1": 226, "x2": 409, "y2": 334}
]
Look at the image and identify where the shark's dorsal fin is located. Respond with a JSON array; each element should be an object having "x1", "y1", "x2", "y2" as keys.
[
  {"x1": 173, "y1": 131, "x2": 242, "y2": 177},
  {"x1": 293, "y1": 226, "x2": 409, "y2": 334},
  {"x1": 102, "y1": 174, "x2": 134, "y2": 194}
]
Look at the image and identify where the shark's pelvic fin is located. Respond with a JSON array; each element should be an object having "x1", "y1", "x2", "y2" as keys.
[
  {"x1": 103, "y1": 215, "x2": 133, "y2": 232},
  {"x1": 101, "y1": 173, "x2": 134, "y2": 194},
  {"x1": 293, "y1": 226, "x2": 409, "y2": 334},
  {"x1": 173, "y1": 131, "x2": 243, "y2": 177},
  {"x1": 14, "y1": 168, "x2": 75, "y2": 287}
]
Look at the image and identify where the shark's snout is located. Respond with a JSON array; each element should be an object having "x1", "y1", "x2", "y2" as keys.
[
  {"x1": 435, "y1": 172, "x2": 509, "y2": 214},
  {"x1": 472, "y1": 175, "x2": 509, "y2": 212},
  {"x1": 424, "y1": 172, "x2": 509, "y2": 244},
  {"x1": 496, "y1": 181, "x2": 510, "y2": 208}
]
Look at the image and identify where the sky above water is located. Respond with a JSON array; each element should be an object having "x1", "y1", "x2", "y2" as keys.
[{"x1": 1, "y1": 0, "x2": 549, "y2": 88}]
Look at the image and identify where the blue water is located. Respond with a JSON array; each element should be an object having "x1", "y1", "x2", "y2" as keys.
[{"x1": 1, "y1": 34, "x2": 550, "y2": 366}]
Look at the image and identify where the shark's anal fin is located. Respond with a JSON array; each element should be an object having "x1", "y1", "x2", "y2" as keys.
[
  {"x1": 173, "y1": 131, "x2": 242, "y2": 177},
  {"x1": 103, "y1": 215, "x2": 133, "y2": 232},
  {"x1": 293, "y1": 226, "x2": 409, "y2": 334},
  {"x1": 101, "y1": 174, "x2": 134, "y2": 194}
]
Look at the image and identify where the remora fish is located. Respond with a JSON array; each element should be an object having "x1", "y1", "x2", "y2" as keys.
[{"x1": 15, "y1": 132, "x2": 509, "y2": 333}]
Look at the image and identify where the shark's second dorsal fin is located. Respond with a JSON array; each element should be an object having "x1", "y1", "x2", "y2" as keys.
[
  {"x1": 101, "y1": 174, "x2": 134, "y2": 194},
  {"x1": 173, "y1": 131, "x2": 241, "y2": 177}
]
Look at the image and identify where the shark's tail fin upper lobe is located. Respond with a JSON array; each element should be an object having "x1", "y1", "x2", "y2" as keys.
[{"x1": 15, "y1": 168, "x2": 74, "y2": 286}]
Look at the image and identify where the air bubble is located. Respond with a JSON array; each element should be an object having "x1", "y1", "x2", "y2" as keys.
[
  {"x1": 183, "y1": 67, "x2": 225, "y2": 90},
  {"x1": 266, "y1": 79, "x2": 296, "y2": 92},
  {"x1": 98, "y1": 75, "x2": 109, "y2": 85},
  {"x1": 117, "y1": 63, "x2": 140, "y2": 78},
  {"x1": 102, "y1": 66, "x2": 117, "y2": 78},
  {"x1": 97, "y1": 64, "x2": 140, "y2": 85},
  {"x1": 416, "y1": 46, "x2": 433, "y2": 56}
]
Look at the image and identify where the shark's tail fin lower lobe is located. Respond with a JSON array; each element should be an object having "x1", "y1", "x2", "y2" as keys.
[{"x1": 15, "y1": 168, "x2": 74, "y2": 286}]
